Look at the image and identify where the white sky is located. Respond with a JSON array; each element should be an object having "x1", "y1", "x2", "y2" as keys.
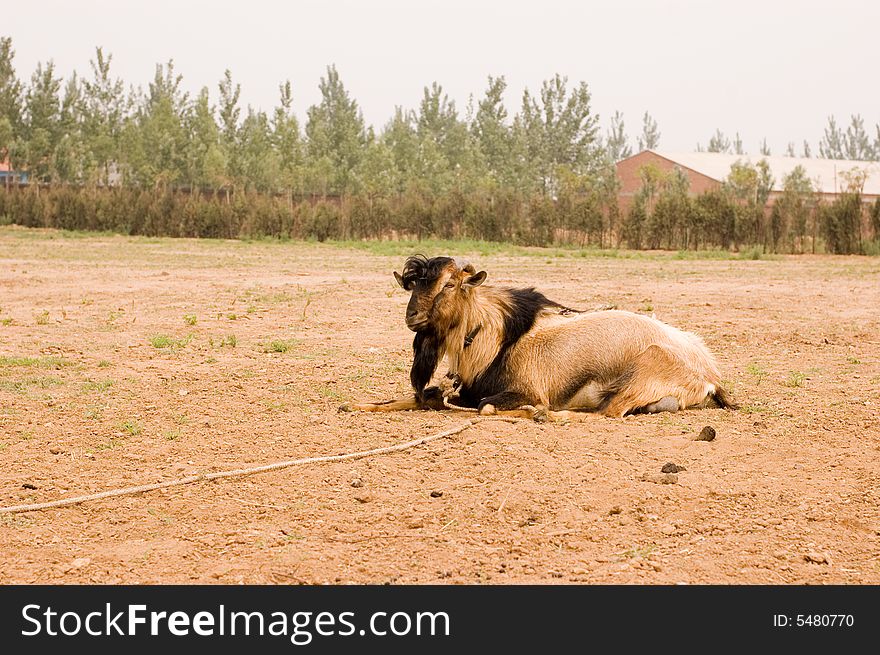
[{"x1": 5, "y1": 0, "x2": 878, "y2": 154}]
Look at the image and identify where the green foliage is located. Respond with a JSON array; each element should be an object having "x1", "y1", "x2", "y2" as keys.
[
  {"x1": 0, "y1": 35, "x2": 877, "y2": 254},
  {"x1": 264, "y1": 339, "x2": 297, "y2": 353}
]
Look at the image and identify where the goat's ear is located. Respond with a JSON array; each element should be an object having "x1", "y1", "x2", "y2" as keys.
[
  {"x1": 393, "y1": 271, "x2": 405, "y2": 288},
  {"x1": 464, "y1": 271, "x2": 487, "y2": 288}
]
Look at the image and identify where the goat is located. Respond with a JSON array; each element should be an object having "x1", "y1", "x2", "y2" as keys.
[{"x1": 341, "y1": 255, "x2": 737, "y2": 421}]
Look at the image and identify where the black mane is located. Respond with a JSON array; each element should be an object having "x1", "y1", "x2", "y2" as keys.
[
  {"x1": 400, "y1": 255, "x2": 455, "y2": 290},
  {"x1": 457, "y1": 287, "x2": 569, "y2": 405}
]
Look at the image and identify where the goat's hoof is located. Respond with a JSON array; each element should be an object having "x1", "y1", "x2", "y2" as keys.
[
  {"x1": 337, "y1": 403, "x2": 353, "y2": 413},
  {"x1": 531, "y1": 407, "x2": 549, "y2": 423},
  {"x1": 479, "y1": 403, "x2": 497, "y2": 416}
]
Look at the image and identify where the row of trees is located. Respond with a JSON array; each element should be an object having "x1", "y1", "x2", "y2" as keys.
[
  {"x1": 1, "y1": 37, "x2": 662, "y2": 198},
  {"x1": 2, "y1": 166, "x2": 876, "y2": 254},
  {"x1": 621, "y1": 160, "x2": 879, "y2": 254},
  {"x1": 1, "y1": 36, "x2": 878, "y2": 254},
  {"x1": 696, "y1": 115, "x2": 880, "y2": 160}
]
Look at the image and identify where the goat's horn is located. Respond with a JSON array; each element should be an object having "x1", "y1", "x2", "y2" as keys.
[{"x1": 452, "y1": 257, "x2": 475, "y2": 272}]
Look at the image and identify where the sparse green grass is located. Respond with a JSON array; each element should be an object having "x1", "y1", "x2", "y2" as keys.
[
  {"x1": 220, "y1": 334, "x2": 236, "y2": 348},
  {"x1": 0, "y1": 355, "x2": 72, "y2": 369},
  {"x1": 846, "y1": 356, "x2": 862, "y2": 365},
  {"x1": 0, "y1": 376, "x2": 64, "y2": 393},
  {"x1": 150, "y1": 335, "x2": 173, "y2": 348},
  {"x1": 226, "y1": 313, "x2": 238, "y2": 320},
  {"x1": 746, "y1": 363, "x2": 769, "y2": 385},
  {"x1": 97, "y1": 360, "x2": 111, "y2": 368},
  {"x1": 615, "y1": 544, "x2": 657, "y2": 560},
  {"x1": 34, "y1": 310, "x2": 50, "y2": 325},
  {"x1": 1, "y1": 318, "x2": 13, "y2": 326},
  {"x1": 172, "y1": 413, "x2": 189, "y2": 425},
  {"x1": 82, "y1": 379, "x2": 114, "y2": 392},
  {"x1": 164, "y1": 429, "x2": 181, "y2": 441},
  {"x1": 264, "y1": 339, "x2": 297, "y2": 353},
  {"x1": 119, "y1": 419, "x2": 143, "y2": 436},
  {"x1": 183, "y1": 313, "x2": 198, "y2": 326},
  {"x1": 786, "y1": 371, "x2": 807, "y2": 388},
  {"x1": 150, "y1": 333, "x2": 193, "y2": 349}
]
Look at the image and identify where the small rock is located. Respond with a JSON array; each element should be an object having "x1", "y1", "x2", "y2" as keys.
[
  {"x1": 430, "y1": 490, "x2": 443, "y2": 498},
  {"x1": 69, "y1": 557, "x2": 91, "y2": 570},
  {"x1": 804, "y1": 551, "x2": 832, "y2": 565},
  {"x1": 353, "y1": 494, "x2": 371, "y2": 504},
  {"x1": 178, "y1": 389, "x2": 189, "y2": 396},
  {"x1": 49, "y1": 447, "x2": 63, "y2": 455},
  {"x1": 350, "y1": 478, "x2": 364, "y2": 488},
  {"x1": 641, "y1": 472, "x2": 678, "y2": 485},
  {"x1": 608, "y1": 506, "x2": 623, "y2": 515},
  {"x1": 22, "y1": 483, "x2": 38, "y2": 490},
  {"x1": 661, "y1": 462, "x2": 685, "y2": 473},
  {"x1": 693, "y1": 426, "x2": 716, "y2": 441},
  {"x1": 406, "y1": 518, "x2": 425, "y2": 529},
  {"x1": 660, "y1": 524, "x2": 677, "y2": 535}
]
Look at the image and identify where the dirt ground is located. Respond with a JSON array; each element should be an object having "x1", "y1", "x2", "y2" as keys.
[{"x1": 0, "y1": 226, "x2": 878, "y2": 584}]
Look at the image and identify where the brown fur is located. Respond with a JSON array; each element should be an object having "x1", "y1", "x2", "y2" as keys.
[{"x1": 343, "y1": 258, "x2": 737, "y2": 421}]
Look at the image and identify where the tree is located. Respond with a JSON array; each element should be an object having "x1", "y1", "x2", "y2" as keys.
[
  {"x1": 733, "y1": 132, "x2": 744, "y2": 155},
  {"x1": 23, "y1": 61, "x2": 63, "y2": 182},
  {"x1": 759, "y1": 138, "x2": 771, "y2": 156},
  {"x1": 217, "y1": 69, "x2": 241, "y2": 183},
  {"x1": 605, "y1": 110, "x2": 632, "y2": 162},
  {"x1": 55, "y1": 73, "x2": 89, "y2": 183},
  {"x1": 272, "y1": 81, "x2": 304, "y2": 193},
  {"x1": 773, "y1": 165, "x2": 813, "y2": 252},
  {"x1": 707, "y1": 129, "x2": 730, "y2": 153},
  {"x1": 843, "y1": 114, "x2": 872, "y2": 160},
  {"x1": 185, "y1": 87, "x2": 226, "y2": 189},
  {"x1": 819, "y1": 115, "x2": 845, "y2": 159},
  {"x1": 0, "y1": 37, "x2": 23, "y2": 157},
  {"x1": 636, "y1": 111, "x2": 660, "y2": 151},
  {"x1": 518, "y1": 74, "x2": 602, "y2": 194},
  {"x1": 125, "y1": 60, "x2": 189, "y2": 187},
  {"x1": 383, "y1": 106, "x2": 418, "y2": 191},
  {"x1": 304, "y1": 65, "x2": 366, "y2": 194},
  {"x1": 82, "y1": 47, "x2": 126, "y2": 185},
  {"x1": 801, "y1": 140, "x2": 812, "y2": 158},
  {"x1": 238, "y1": 106, "x2": 279, "y2": 192},
  {"x1": 472, "y1": 76, "x2": 513, "y2": 183}
]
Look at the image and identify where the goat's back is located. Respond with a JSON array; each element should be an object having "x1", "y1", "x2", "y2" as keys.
[{"x1": 510, "y1": 309, "x2": 722, "y2": 389}]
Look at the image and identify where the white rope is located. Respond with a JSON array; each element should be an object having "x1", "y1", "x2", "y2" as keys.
[
  {"x1": 0, "y1": 416, "x2": 521, "y2": 515},
  {"x1": 443, "y1": 395, "x2": 479, "y2": 412}
]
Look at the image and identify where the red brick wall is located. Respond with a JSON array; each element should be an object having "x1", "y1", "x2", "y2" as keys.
[{"x1": 616, "y1": 151, "x2": 722, "y2": 215}]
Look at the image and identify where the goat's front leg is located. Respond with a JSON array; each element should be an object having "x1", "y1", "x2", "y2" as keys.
[
  {"x1": 477, "y1": 391, "x2": 588, "y2": 423},
  {"x1": 339, "y1": 386, "x2": 446, "y2": 413}
]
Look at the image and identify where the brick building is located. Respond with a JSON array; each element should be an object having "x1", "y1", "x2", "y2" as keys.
[{"x1": 616, "y1": 150, "x2": 880, "y2": 215}]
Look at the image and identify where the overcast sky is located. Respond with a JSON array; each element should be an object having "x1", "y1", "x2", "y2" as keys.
[{"x1": 5, "y1": 0, "x2": 878, "y2": 154}]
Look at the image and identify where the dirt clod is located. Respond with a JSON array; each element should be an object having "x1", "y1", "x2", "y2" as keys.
[
  {"x1": 350, "y1": 478, "x2": 364, "y2": 488},
  {"x1": 661, "y1": 463, "x2": 685, "y2": 473},
  {"x1": 430, "y1": 490, "x2": 443, "y2": 498},
  {"x1": 22, "y1": 483, "x2": 38, "y2": 490},
  {"x1": 694, "y1": 426, "x2": 716, "y2": 441},
  {"x1": 804, "y1": 552, "x2": 832, "y2": 565}
]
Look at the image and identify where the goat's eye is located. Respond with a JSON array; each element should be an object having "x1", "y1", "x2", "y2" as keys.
[{"x1": 444, "y1": 282, "x2": 456, "y2": 289}]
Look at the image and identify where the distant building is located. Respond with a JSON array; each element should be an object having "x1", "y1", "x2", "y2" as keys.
[
  {"x1": 0, "y1": 157, "x2": 28, "y2": 185},
  {"x1": 616, "y1": 150, "x2": 880, "y2": 214}
]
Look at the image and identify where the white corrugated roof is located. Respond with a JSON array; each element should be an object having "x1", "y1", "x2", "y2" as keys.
[{"x1": 649, "y1": 150, "x2": 880, "y2": 196}]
